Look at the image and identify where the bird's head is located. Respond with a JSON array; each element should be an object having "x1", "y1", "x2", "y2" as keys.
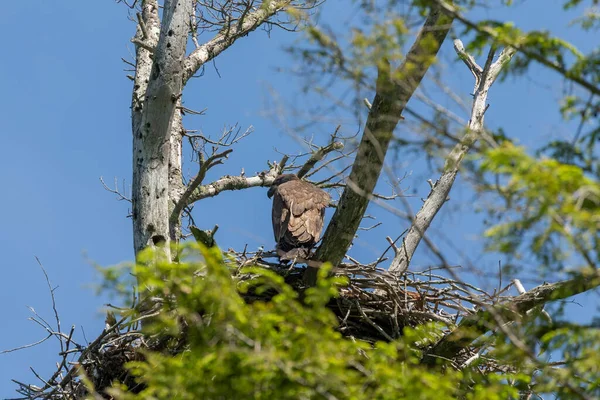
[{"x1": 267, "y1": 174, "x2": 299, "y2": 198}]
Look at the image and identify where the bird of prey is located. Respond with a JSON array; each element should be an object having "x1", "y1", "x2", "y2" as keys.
[{"x1": 267, "y1": 174, "x2": 330, "y2": 260}]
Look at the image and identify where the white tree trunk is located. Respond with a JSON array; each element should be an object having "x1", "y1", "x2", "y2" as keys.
[
  {"x1": 130, "y1": 0, "x2": 291, "y2": 261},
  {"x1": 132, "y1": 0, "x2": 192, "y2": 257}
]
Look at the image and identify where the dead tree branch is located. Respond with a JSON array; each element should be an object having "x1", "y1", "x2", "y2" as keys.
[
  {"x1": 297, "y1": 139, "x2": 344, "y2": 178},
  {"x1": 183, "y1": 1, "x2": 293, "y2": 83},
  {"x1": 100, "y1": 177, "x2": 132, "y2": 203},
  {"x1": 171, "y1": 149, "x2": 233, "y2": 225},
  {"x1": 435, "y1": 0, "x2": 600, "y2": 97},
  {"x1": 388, "y1": 41, "x2": 516, "y2": 277},
  {"x1": 186, "y1": 155, "x2": 288, "y2": 204}
]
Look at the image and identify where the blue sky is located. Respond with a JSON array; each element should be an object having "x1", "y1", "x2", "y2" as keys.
[{"x1": 0, "y1": 1, "x2": 597, "y2": 397}]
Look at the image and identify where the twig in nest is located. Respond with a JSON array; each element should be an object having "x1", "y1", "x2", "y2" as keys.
[{"x1": 355, "y1": 301, "x2": 394, "y2": 341}]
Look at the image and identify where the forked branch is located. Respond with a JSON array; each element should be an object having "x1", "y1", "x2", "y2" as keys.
[
  {"x1": 388, "y1": 42, "x2": 516, "y2": 277},
  {"x1": 171, "y1": 149, "x2": 234, "y2": 224},
  {"x1": 183, "y1": 1, "x2": 294, "y2": 83}
]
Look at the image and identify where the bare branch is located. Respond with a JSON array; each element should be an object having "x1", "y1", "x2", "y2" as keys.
[
  {"x1": 100, "y1": 176, "x2": 132, "y2": 202},
  {"x1": 388, "y1": 42, "x2": 516, "y2": 277},
  {"x1": 436, "y1": 0, "x2": 600, "y2": 96},
  {"x1": 297, "y1": 141, "x2": 344, "y2": 178},
  {"x1": 185, "y1": 124, "x2": 252, "y2": 147},
  {"x1": 130, "y1": 37, "x2": 155, "y2": 53},
  {"x1": 186, "y1": 155, "x2": 288, "y2": 204},
  {"x1": 35, "y1": 257, "x2": 63, "y2": 353},
  {"x1": 1, "y1": 334, "x2": 52, "y2": 354},
  {"x1": 184, "y1": 1, "x2": 292, "y2": 83},
  {"x1": 172, "y1": 149, "x2": 233, "y2": 223},
  {"x1": 136, "y1": 12, "x2": 148, "y2": 39},
  {"x1": 453, "y1": 39, "x2": 482, "y2": 85},
  {"x1": 171, "y1": 149, "x2": 233, "y2": 220}
]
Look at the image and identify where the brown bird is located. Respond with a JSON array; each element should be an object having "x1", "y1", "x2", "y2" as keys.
[{"x1": 267, "y1": 174, "x2": 330, "y2": 260}]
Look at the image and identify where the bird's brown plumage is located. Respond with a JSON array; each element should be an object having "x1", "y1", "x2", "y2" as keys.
[{"x1": 268, "y1": 174, "x2": 330, "y2": 259}]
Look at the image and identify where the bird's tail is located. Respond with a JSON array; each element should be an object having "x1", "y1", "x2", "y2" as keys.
[{"x1": 276, "y1": 246, "x2": 312, "y2": 260}]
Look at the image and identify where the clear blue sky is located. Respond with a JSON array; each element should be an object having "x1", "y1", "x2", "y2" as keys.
[{"x1": 0, "y1": 1, "x2": 596, "y2": 397}]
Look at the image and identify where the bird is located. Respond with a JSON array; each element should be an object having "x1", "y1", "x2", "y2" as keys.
[{"x1": 267, "y1": 174, "x2": 330, "y2": 260}]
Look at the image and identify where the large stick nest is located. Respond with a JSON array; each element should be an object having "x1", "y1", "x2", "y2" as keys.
[{"x1": 13, "y1": 250, "x2": 513, "y2": 399}]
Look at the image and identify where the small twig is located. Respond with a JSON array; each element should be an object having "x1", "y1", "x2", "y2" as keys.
[
  {"x1": 1, "y1": 334, "x2": 52, "y2": 354},
  {"x1": 100, "y1": 176, "x2": 132, "y2": 202},
  {"x1": 356, "y1": 301, "x2": 394, "y2": 341},
  {"x1": 35, "y1": 257, "x2": 63, "y2": 353},
  {"x1": 178, "y1": 105, "x2": 207, "y2": 115},
  {"x1": 385, "y1": 236, "x2": 400, "y2": 255},
  {"x1": 358, "y1": 222, "x2": 382, "y2": 231}
]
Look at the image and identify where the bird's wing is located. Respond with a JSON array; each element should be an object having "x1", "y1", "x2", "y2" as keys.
[
  {"x1": 272, "y1": 190, "x2": 290, "y2": 243},
  {"x1": 277, "y1": 180, "x2": 330, "y2": 245}
]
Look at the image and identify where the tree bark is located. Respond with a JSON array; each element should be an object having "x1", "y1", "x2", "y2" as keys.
[
  {"x1": 309, "y1": 5, "x2": 454, "y2": 285},
  {"x1": 131, "y1": 1, "x2": 297, "y2": 261},
  {"x1": 132, "y1": 0, "x2": 192, "y2": 257}
]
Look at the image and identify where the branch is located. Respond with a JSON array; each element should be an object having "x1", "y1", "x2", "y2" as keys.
[
  {"x1": 186, "y1": 155, "x2": 288, "y2": 204},
  {"x1": 436, "y1": 0, "x2": 600, "y2": 97},
  {"x1": 453, "y1": 39, "x2": 482, "y2": 86},
  {"x1": 171, "y1": 149, "x2": 233, "y2": 223},
  {"x1": 296, "y1": 140, "x2": 344, "y2": 179},
  {"x1": 311, "y1": 4, "x2": 454, "y2": 284},
  {"x1": 131, "y1": 37, "x2": 155, "y2": 52},
  {"x1": 422, "y1": 267, "x2": 600, "y2": 365},
  {"x1": 388, "y1": 42, "x2": 516, "y2": 277},
  {"x1": 100, "y1": 176, "x2": 132, "y2": 203},
  {"x1": 183, "y1": 1, "x2": 291, "y2": 83}
]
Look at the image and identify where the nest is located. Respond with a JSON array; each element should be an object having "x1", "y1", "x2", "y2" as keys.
[{"x1": 13, "y1": 250, "x2": 503, "y2": 399}]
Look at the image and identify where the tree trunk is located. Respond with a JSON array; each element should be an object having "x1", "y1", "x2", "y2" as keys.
[
  {"x1": 132, "y1": 0, "x2": 191, "y2": 258},
  {"x1": 309, "y1": 5, "x2": 453, "y2": 284}
]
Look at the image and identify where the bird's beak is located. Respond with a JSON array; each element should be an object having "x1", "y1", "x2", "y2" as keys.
[{"x1": 267, "y1": 186, "x2": 275, "y2": 198}]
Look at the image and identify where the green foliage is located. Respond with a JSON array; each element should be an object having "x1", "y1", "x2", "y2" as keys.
[
  {"x1": 479, "y1": 143, "x2": 599, "y2": 271},
  {"x1": 97, "y1": 243, "x2": 530, "y2": 399}
]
